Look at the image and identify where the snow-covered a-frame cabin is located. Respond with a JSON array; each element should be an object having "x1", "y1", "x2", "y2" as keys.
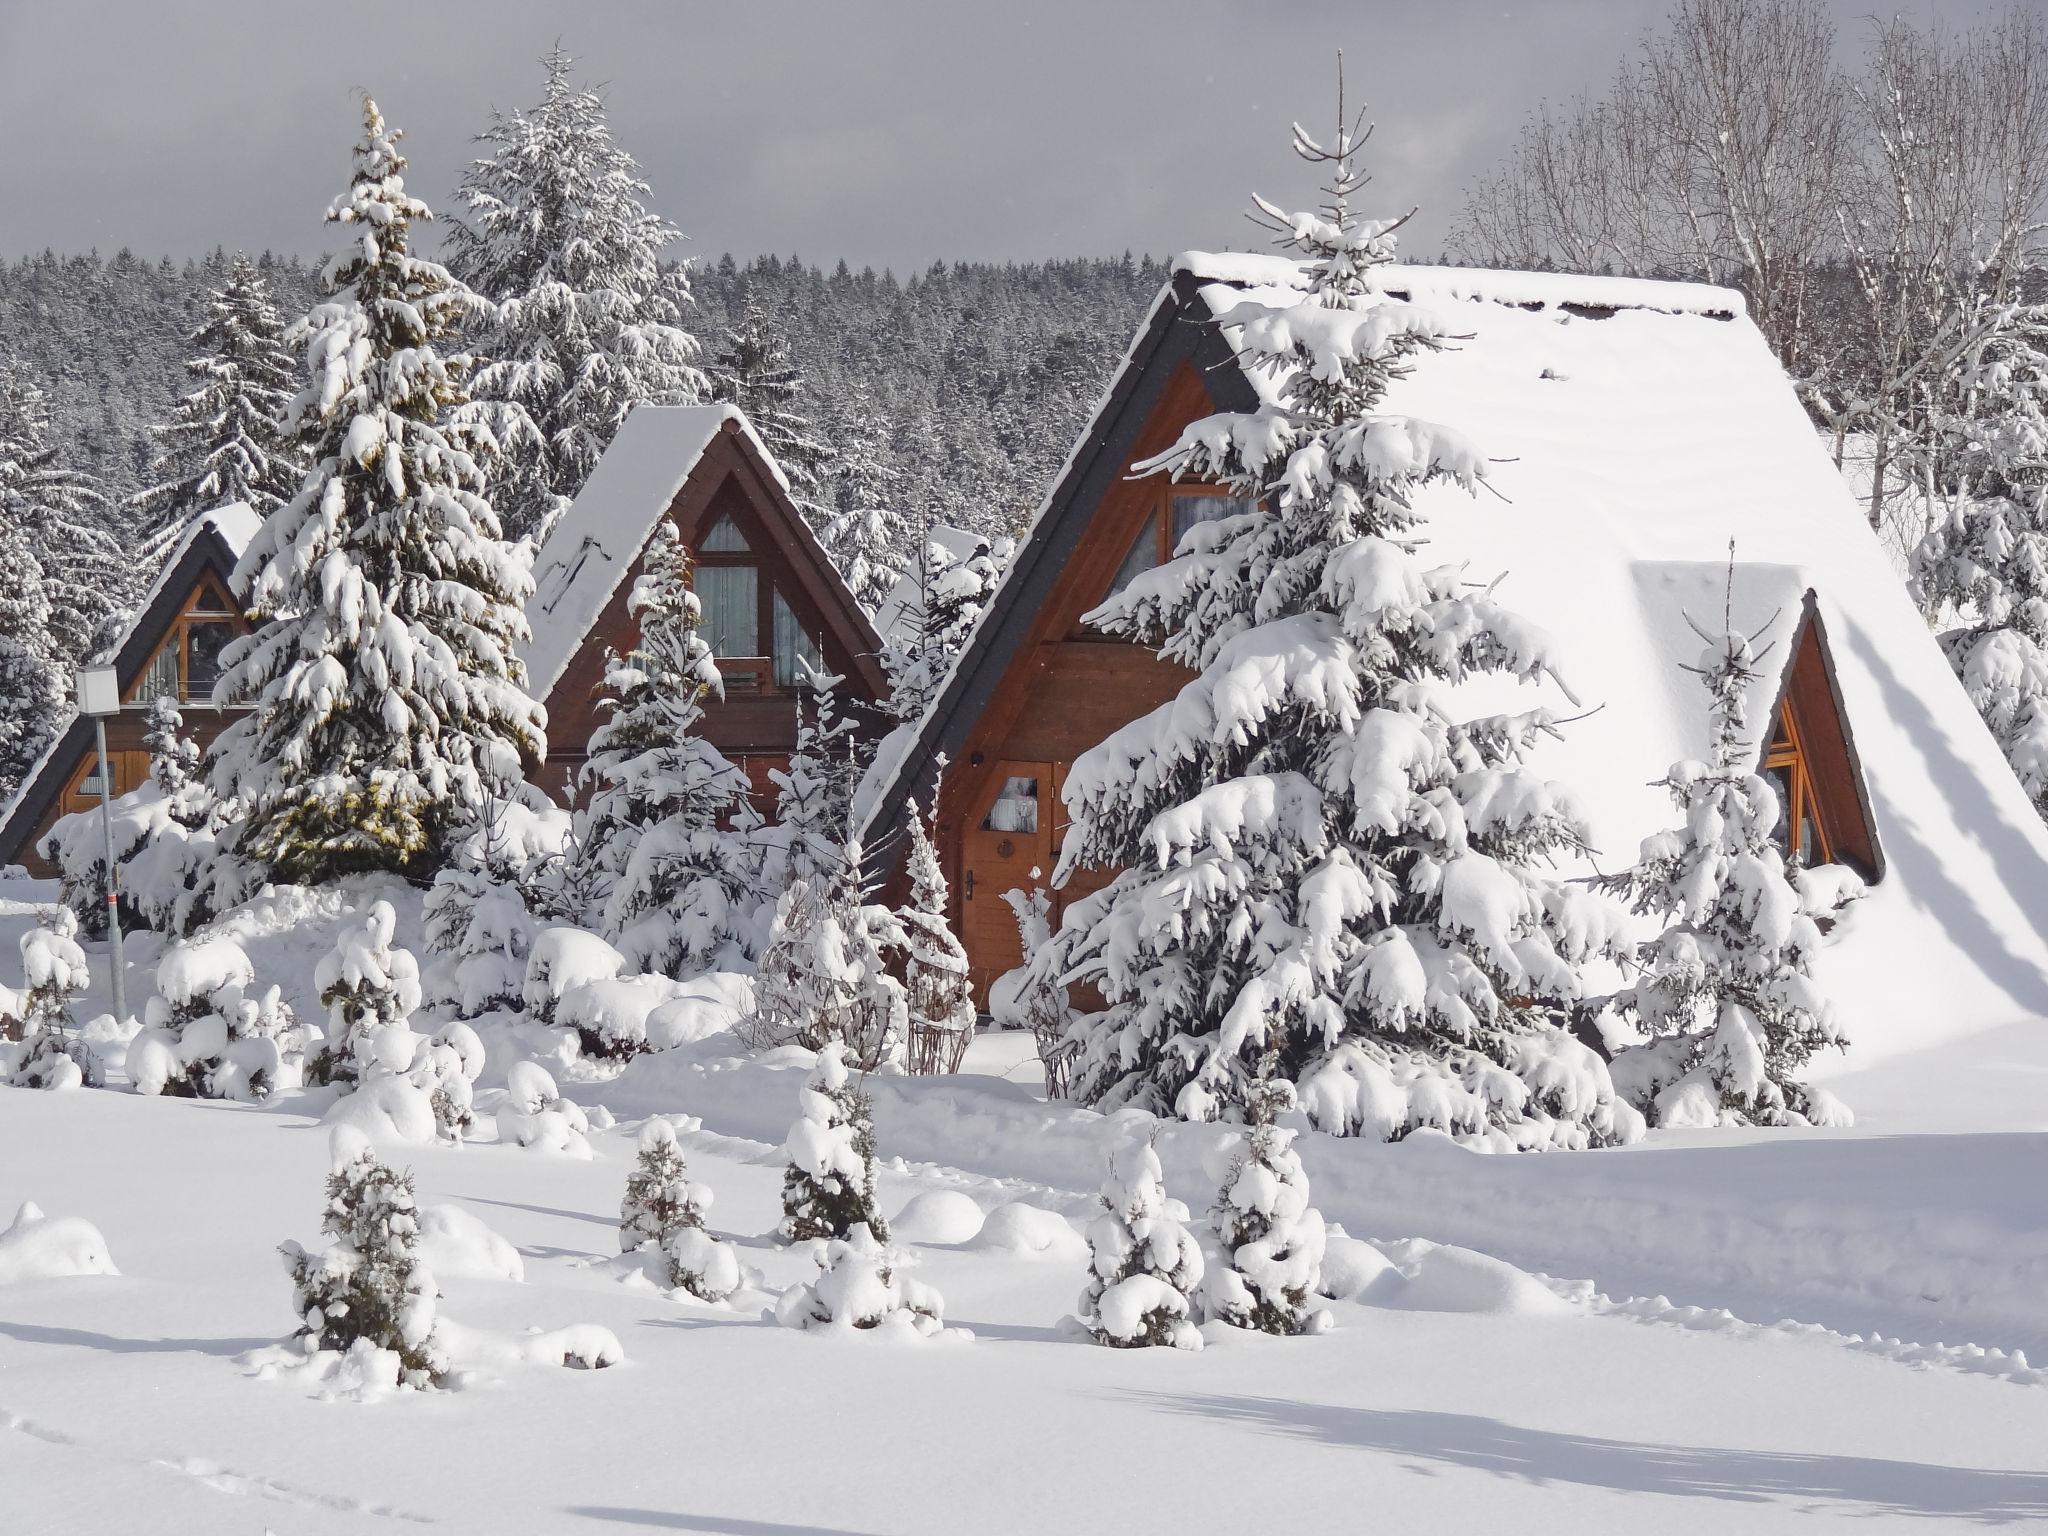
[
  {"x1": 861, "y1": 253, "x2": 2048, "y2": 1063},
  {"x1": 0, "y1": 503, "x2": 261, "y2": 876},
  {"x1": 521, "y1": 405, "x2": 887, "y2": 803}
]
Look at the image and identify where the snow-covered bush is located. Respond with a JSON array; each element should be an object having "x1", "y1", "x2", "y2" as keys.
[
  {"x1": 781, "y1": 1044, "x2": 887, "y2": 1243},
  {"x1": 128, "y1": 935, "x2": 303, "y2": 1101},
  {"x1": 899, "y1": 800, "x2": 975, "y2": 1074},
  {"x1": 1604, "y1": 618, "x2": 1858, "y2": 1128},
  {"x1": 990, "y1": 883, "x2": 1075, "y2": 1098},
  {"x1": 1035, "y1": 115, "x2": 1632, "y2": 1149},
  {"x1": 745, "y1": 841, "x2": 906, "y2": 1069},
  {"x1": 280, "y1": 1127, "x2": 448, "y2": 1390},
  {"x1": 620, "y1": 1120, "x2": 738, "y2": 1302},
  {"x1": 5, "y1": 907, "x2": 100, "y2": 1090},
  {"x1": 1077, "y1": 1138, "x2": 1203, "y2": 1351},
  {"x1": 1205, "y1": 1078, "x2": 1332, "y2": 1336},
  {"x1": 495, "y1": 1059, "x2": 592, "y2": 1156},
  {"x1": 774, "y1": 1224, "x2": 944, "y2": 1338},
  {"x1": 522, "y1": 926, "x2": 625, "y2": 1032},
  {"x1": 423, "y1": 788, "x2": 568, "y2": 1019}
]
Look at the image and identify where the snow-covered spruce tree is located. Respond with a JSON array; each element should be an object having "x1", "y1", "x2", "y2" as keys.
[
  {"x1": 775, "y1": 1224, "x2": 944, "y2": 1337},
  {"x1": 1041, "y1": 105, "x2": 1630, "y2": 1146},
  {"x1": 281, "y1": 1127, "x2": 448, "y2": 1389},
  {"x1": 448, "y1": 45, "x2": 707, "y2": 543},
  {"x1": 899, "y1": 799, "x2": 975, "y2": 1074},
  {"x1": 1077, "y1": 1137, "x2": 1203, "y2": 1351},
  {"x1": 128, "y1": 936, "x2": 302, "y2": 1103},
  {"x1": 422, "y1": 785, "x2": 565, "y2": 1018},
  {"x1": 818, "y1": 385, "x2": 908, "y2": 613},
  {"x1": 0, "y1": 364, "x2": 127, "y2": 662},
  {"x1": 758, "y1": 666, "x2": 860, "y2": 891},
  {"x1": 129, "y1": 252, "x2": 302, "y2": 546},
  {"x1": 780, "y1": 1043, "x2": 889, "y2": 1243},
  {"x1": 308, "y1": 898, "x2": 424, "y2": 1089},
  {"x1": 1912, "y1": 300, "x2": 2048, "y2": 820},
  {"x1": 570, "y1": 520, "x2": 762, "y2": 976},
  {"x1": 1205, "y1": 1072, "x2": 1331, "y2": 1335},
  {"x1": 208, "y1": 99, "x2": 545, "y2": 886},
  {"x1": 879, "y1": 531, "x2": 1007, "y2": 725},
  {"x1": 6, "y1": 907, "x2": 99, "y2": 1090},
  {"x1": 0, "y1": 520, "x2": 65, "y2": 799},
  {"x1": 1604, "y1": 614, "x2": 1856, "y2": 1129},
  {"x1": 708, "y1": 299, "x2": 831, "y2": 523},
  {"x1": 990, "y1": 884, "x2": 1077, "y2": 1098},
  {"x1": 745, "y1": 838, "x2": 907, "y2": 1067},
  {"x1": 620, "y1": 1119, "x2": 738, "y2": 1302}
]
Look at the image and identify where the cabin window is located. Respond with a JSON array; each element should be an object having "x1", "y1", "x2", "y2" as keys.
[
  {"x1": 1764, "y1": 707, "x2": 1831, "y2": 868},
  {"x1": 772, "y1": 590, "x2": 823, "y2": 688},
  {"x1": 1170, "y1": 490, "x2": 1256, "y2": 550},
  {"x1": 981, "y1": 775, "x2": 1040, "y2": 834},
  {"x1": 1099, "y1": 485, "x2": 1261, "y2": 607},
  {"x1": 128, "y1": 584, "x2": 243, "y2": 708},
  {"x1": 689, "y1": 510, "x2": 829, "y2": 695},
  {"x1": 1751, "y1": 603, "x2": 1881, "y2": 880},
  {"x1": 696, "y1": 564, "x2": 759, "y2": 659},
  {"x1": 701, "y1": 515, "x2": 751, "y2": 553},
  {"x1": 65, "y1": 750, "x2": 150, "y2": 813},
  {"x1": 1105, "y1": 514, "x2": 1162, "y2": 599}
]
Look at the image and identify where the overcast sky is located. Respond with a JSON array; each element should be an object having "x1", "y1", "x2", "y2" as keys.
[{"x1": 0, "y1": 0, "x2": 1996, "y2": 271}]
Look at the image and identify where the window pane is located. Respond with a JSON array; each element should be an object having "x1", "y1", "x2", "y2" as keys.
[
  {"x1": 1105, "y1": 513, "x2": 1161, "y2": 599},
  {"x1": 772, "y1": 589, "x2": 823, "y2": 688},
  {"x1": 981, "y1": 776, "x2": 1039, "y2": 833},
  {"x1": 1170, "y1": 491, "x2": 1255, "y2": 551},
  {"x1": 185, "y1": 621, "x2": 234, "y2": 702},
  {"x1": 696, "y1": 564, "x2": 759, "y2": 657},
  {"x1": 701, "y1": 515, "x2": 751, "y2": 553},
  {"x1": 1764, "y1": 763, "x2": 1793, "y2": 855},
  {"x1": 138, "y1": 643, "x2": 177, "y2": 707}
]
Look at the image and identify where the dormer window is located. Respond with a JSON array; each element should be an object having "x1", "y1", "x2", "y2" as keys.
[
  {"x1": 1758, "y1": 603, "x2": 1881, "y2": 879},
  {"x1": 1100, "y1": 485, "x2": 1260, "y2": 604},
  {"x1": 688, "y1": 512, "x2": 825, "y2": 694},
  {"x1": 131, "y1": 578, "x2": 242, "y2": 708}
]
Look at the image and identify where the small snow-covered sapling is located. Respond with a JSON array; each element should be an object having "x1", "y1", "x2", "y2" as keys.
[
  {"x1": 1078, "y1": 1138, "x2": 1204, "y2": 1351},
  {"x1": 7, "y1": 907, "x2": 99, "y2": 1090},
  {"x1": 621, "y1": 1119, "x2": 738, "y2": 1302},
  {"x1": 774, "y1": 1223, "x2": 944, "y2": 1337},
  {"x1": 1205, "y1": 1077, "x2": 1333, "y2": 1336},
  {"x1": 780, "y1": 1044, "x2": 888, "y2": 1244}
]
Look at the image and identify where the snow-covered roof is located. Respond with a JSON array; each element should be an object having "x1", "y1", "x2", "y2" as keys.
[
  {"x1": 129, "y1": 502, "x2": 263, "y2": 623},
  {"x1": 866, "y1": 256, "x2": 2048, "y2": 1070},
  {"x1": 519, "y1": 405, "x2": 785, "y2": 699}
]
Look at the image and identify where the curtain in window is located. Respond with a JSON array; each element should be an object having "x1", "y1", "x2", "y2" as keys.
[
  {"x1": 696, "y1": 565, "x2": 759, "y2": 658},
  {"x1": 773, "y1": 589, "x2": 823, "y2": 687},
  {"x1": 1170, "y1": 491, "x2": 1256, "y2": 552}
]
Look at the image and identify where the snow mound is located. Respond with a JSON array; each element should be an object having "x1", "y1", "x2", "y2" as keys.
[
  {"x1": 0, "y1": 1201, "x2": 119, "y2": 1282},
  {"x1": 890, "y1": 1190, "x2": 985, "y2": 1246},
  {"x1": 645, "y1": 971, "x2": 754, "y2": 1048},
  {"x1": 418, "y1": 1205, "x2": 526, "y2": 1283},
  {"x1": 1374, "y1": 1238, "x2": 1572, "y2": 1318},
  {"x1": 441, "y1": 1319, "x2": 624, "y2": 1371},
  {"x1": 1317, "y1": 1224, "x2": 1398, "y2": 1300},
  {"x1": 968, "y1": 1201, "x2": 1086, "y2": 1259},
  {"x1": 321, "y1": 1075, "x2": 439, "y2": 1146}
]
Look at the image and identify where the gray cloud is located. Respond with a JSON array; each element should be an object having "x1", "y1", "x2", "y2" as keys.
[{"x1": 0, "y1": 0, "x2": 1989, "y2": 270}]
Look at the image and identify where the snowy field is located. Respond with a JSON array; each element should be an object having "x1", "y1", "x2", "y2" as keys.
[{"x1": 5, "y1": 884, "x2": 2048, "y2": 1534}]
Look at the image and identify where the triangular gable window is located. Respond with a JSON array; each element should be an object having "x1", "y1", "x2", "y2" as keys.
[
  {"x1": 1105, "y1": 512, "x2": 1161, "y2": 599},
  {"x1": 1760, "y1": 602, "x2": 1881, "y2": 880},
  {"x1": 701, "y1": 514, "x2": 751, "y2": 553}
]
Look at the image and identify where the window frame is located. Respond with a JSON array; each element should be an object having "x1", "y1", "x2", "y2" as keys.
[
  {"x1": 1764, "y1": 704, "x2": 1833, "y2": 868},
  {"x1": 127, "y1": 575, "x2": 244, "y2": 709},
  {"x1": 687, "y1": 511, "x2": 826, "y2": 695}
]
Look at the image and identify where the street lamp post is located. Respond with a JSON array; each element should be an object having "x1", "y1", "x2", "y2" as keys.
[{"x1": 73, "y1": 665, "x2": 126, "y2": 1024}]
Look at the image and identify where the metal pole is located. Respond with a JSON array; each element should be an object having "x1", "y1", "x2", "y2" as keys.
[{"x1": 93, "y1": 715, "x2": 125, "y2": 1023}]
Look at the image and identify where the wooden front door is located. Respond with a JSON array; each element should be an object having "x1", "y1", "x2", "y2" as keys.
[{"x1": 960, "y1": 761, "x2": 1055, "y2": 1003}]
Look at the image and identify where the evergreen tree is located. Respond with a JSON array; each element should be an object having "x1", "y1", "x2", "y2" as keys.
[
  {"x1": 775, "y1": 1224, "x2": 944, "y2": 1336},
  {"x1": 620, "y1": 1119, "x2": 737, "y2": 1301},
  {"x1": 708, "y1": 299, "x2": 831, "y2": 521},
  {"x1": 745, "y1": 838, "x2": 906, "y2": 1067},
  {"x1": 1077, "y1": 1138, "x2": 1203, "y2": 1351},
  {"x1": 1039, "y1": 102, "x2": 1629, "y2": 1146},
  {"x1": 308, "y1": 899, "x2": 424, "y2": 1090},
  {"x1": 0, "y1": 521, "x2": 64, "y2": 798},
  {"x1": 759, "y1": 667, "x2": 860, "y2": 888},
  {"x1": 281, "y1": 1128, "x2": 449, "y2": 1388},
  {"x1": 879, "y1": 531, "x2": 1006, "y2": 724},
  {"x1": 571, "y1": 520, "x2": 762, "y2": 976},
  {"x1": 129, "y1": 252, "x2": 301, "y2": 545},
  {"x1": 1912, "y1": 299, "x2": 2048, "y2": 820},
  {"x1": 6, "y1": 906, "x2": 99, "y2": 1090},
  {"x1": 0, "y1": 364, "x2": 125, "y2": 661},
  {"x1": 209, "y1": 99, "x2": 545, "y2": 884},
  {"x1": 422, "y1": 786, "x2": 562, "y2": 1018},
  {"x1": 448, "y1": 46, "x2": 707, "y2": 542},
  {"x1": 780, "y1": 1043, "x2": 888, "y2": 1243},
  {"x1": 1605, "y1": 609, "x2": 1857, "y2": 1128},
  {"x1": 817, "y1": 384, "x2": 908, "y2": 612},
  {"x1": 899, "y1": 798, "x2": 975, "y2": 1074},
  {"x1": 1205, "y1": 1073, "x2": 1332, "y2": 1335}
]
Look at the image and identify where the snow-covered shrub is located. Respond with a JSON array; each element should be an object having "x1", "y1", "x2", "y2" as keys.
[
  {"x1": 899, "y1": 800, "x2": 975, "y2": 1074},
  {"x1": 1077, "y1": 1138, "x2": 1203, "y2": 1351},
  {"x1": 495, "y1": 1059, "x2": 592, "y2": 1156},
  {"x1": 781, "y1": 1044, "x2": 887, "y2": 1243},
  {"x1": 555, "y1": 973, "x2": 693, "y2": 1061},
  {"x1": 280, "y1": 1127, "x2": 448, "y2": 1390},
  {"x1": 308, "y1": 900, "x2": 423, "y2": 1089},
  {"x1": 1205, "y1": 1079, "x2": 1332, "y2": 1336},
  {"x1": 0, "y1": 1200, "x2": 120, "y2": 1283},
  {"x1": 522, "y1": 926, "x2": 625, "y2": 1033},
  {"x1": 620, "y1": 1121, "x2": 739, "y2": 1302},
  {"x1": 423, "y1": 788, "x2": 568, "y2": 1019},
  {"x1": 774, "y1": 1224, "x2": 944, "y2": 1338},
  {"x1": 5, "y1": 907, "x2": 100, "y2": 1090},
  {"x1": 1034, "y1": 119, "x2": 1634, "y2": 1148},
  {"x1": 128, "y1": 935, "x2": 303, "y2": 1101},
  {"x1": 1604, "y1": 618, "x2": 1859, "y2": 1128},
  {"x1": 744, "y1": 841, "x2": 906, "y2": 1069},
  {"x1": 990, "y1": 883, "x2": 1075, "y2": 1098}
]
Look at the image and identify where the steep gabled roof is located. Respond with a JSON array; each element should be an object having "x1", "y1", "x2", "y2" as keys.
[
  {"x1": 520, "y1": 404, "x2": 885, "y2": 706},
  {"x1": 0, "y1": 503, "x2": 260, "y2": 866},
  {"x1": 863, "y1": 255, "x2": 2048, "y2": 1067}
]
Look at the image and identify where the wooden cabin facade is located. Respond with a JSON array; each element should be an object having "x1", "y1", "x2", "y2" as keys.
[
  {"x1": 520, "y1": 406, "x2": 887, "y2": 807},
  {"x1": 0, "y1": 505, "x2": 260, "y2": 876},
  {"x1": 861, "y1": 266, "x2": 1890, "y2": 1006}
]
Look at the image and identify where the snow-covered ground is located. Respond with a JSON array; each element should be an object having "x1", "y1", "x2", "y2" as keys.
[{"x1": 4, "y1": 884, "x2": 2047, "y2": 1533}]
